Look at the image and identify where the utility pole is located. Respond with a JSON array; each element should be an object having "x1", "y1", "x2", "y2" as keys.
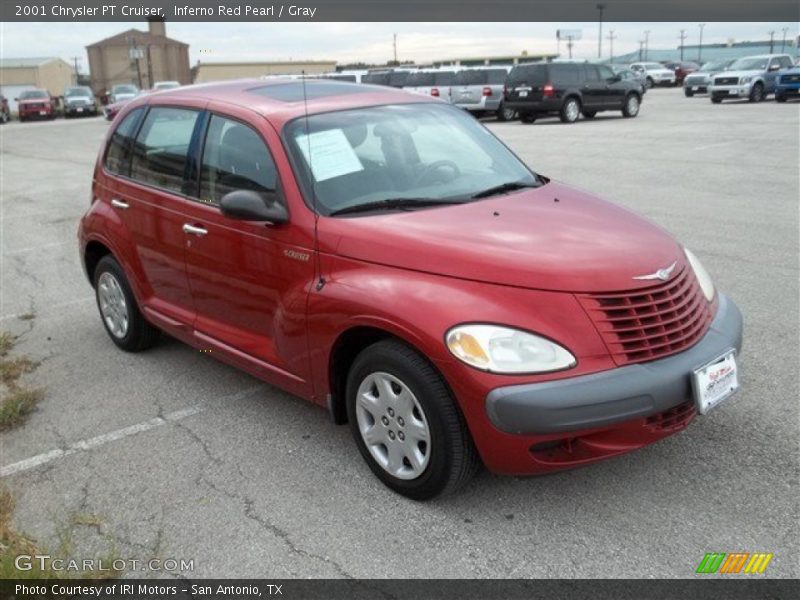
[
  {"x1": 596, "y1": 3, "x2": 606, "y2": 58},
  {"x1": 679, "y1": 29, "x2": 687, "y2": 61},
  {"x1": 393, "y1": 33, "x2": 397, "y2": 64},
  {"x1": 638, "y1": 40, "x2": 644, "y2": 61},
  {"x1": 768, "y1": 30, "x2": 775, "y2": 53},
  {"x1": 781, "y1": 27, "x2": 789, "y2": 52},
  {"x1": 644, "y1": 30, "x2": 651, "y2": 60},
  {"x1": 698, "y1": 23, "x2": 706, "y2": 63},
  {"x1": 70, "y1": 56, "x2": 81, "y2": 84},
  {"x1": 608, "y1": 30, "x2": 616, "y2": 62}
]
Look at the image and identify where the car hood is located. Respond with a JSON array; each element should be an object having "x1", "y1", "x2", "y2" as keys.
[
  {"x1": 716, "y1": 69, "x2": 762, "y2": 79},
  {"x1": 649, "y1": 69, "x2": 674, "y2": 76},
  {"x1": 322, "y1": 182, "x2": 684, "y2": 293},
  {"x1": 17, "y1": 98, "x2": 48, "y2": 104}
]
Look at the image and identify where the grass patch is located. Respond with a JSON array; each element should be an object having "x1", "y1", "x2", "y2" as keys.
[
  {"x1": 0, "y1": 486, "x2": 124, "y2": 580},
  {"x1": 0, "y1": 330, "x2": 43, "y2": 430}
]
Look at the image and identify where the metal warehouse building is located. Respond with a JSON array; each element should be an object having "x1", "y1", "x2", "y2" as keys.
[
  {"x1": 0, "y1": 57, "x2": 74, "y2": 112},
  {"x1": 191, "y1": 61, "x2": 337, "y2": 83}
]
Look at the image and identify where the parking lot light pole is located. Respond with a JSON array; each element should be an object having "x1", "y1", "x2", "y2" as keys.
[
  {"x1": 608, "y1": 30, "x2": 616, "y2": 62},
  {"x1": 644, "y1": 30, "x2": 650, "y2": 60},
  {"x1": 780, "y1": 27, "x2": 788, "y2": 52},
  {"x1": 679, "y1": 29, "x2": 686, "y2": 60},
  {"x1": 596, "y1": 3, "x2": 606, "y2": 58},
  {"x1": 698, "y1": 23, "x2": 705, "y2": 63},
  {"x1": 768, "y1": 30, "x2": 775, "y2": 53}
]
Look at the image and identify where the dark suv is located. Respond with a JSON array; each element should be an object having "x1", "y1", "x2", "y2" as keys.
[{"x1": 504, "y1": 63, "x2": 643, "y2": 124}]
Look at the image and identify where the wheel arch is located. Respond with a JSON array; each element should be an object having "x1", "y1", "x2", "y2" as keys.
[{"x1": 84, "y1": 239, "x2": 113, "y2": 286}]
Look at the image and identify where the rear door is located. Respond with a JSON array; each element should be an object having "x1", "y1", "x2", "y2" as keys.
[
  {"x1": 505, "y1": 65, "x2": 547, "y2": 102},
  {"x1": 598, "y1": 64, "x2": 627, "y2": 107},
  {"x1": 580, "y1": 65, "x2": 605, "y2": 108},
  {"x1": 108, "y1": 101, "x2": 206, "y2": 332}
]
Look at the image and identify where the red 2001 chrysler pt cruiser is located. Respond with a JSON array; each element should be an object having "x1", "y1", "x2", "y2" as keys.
[{"x1": 79, "y1": 80, "x2": 743, "y2": 499}]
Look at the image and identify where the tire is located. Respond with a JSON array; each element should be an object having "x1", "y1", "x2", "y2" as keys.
[
  {"x1": 495, "y1": 103, "x2": 516, "y2": 122},
  {"x1": 346, "y1": 339, "x2": 480, "y2": 500},
  {"x1": 711, "y1": 97, "x2": 723, "y2": 104},
  {"x1": 622, "y1": 94, "x2": 640, "y2": 118},
  {"x1": 775, "y1": 93, "x2": 787, "y2": 103},
  {"x1": 519, "y1": 111, "x2": 537, "y2": 124},
  {"x1": 749, "y1": 82, "x2": 764, "y2": 103},
  {"x1": 559, "y1": 97, "x2": 580, "y2": 123},
  {"x1": 684, "y1": 88, "x2": 694, "y2": 97},
  {"x1": 582, "y1": 111, "x2": 597, "y2": 119},
  {"x1": 94, "y1": 255, "x2": 160, "y2": 352},
  {"x1": 645, "y1": 77, "x2": 654, "y2": 89}
]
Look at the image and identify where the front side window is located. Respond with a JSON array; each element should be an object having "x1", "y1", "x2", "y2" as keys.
[
  {"x1": 105, "y1": 108, "x2": 144, "y2": 175},
  {"x1": 284, "y1": 103, "x2": 538, "y2": 216},
  {"x1": 199, "y1": 115, "x2": 278, "y2": 205},
  {"x1": 730, "y1": 57, "x2": 768, "y2": 71},
  {"x1": 598, "y1": 66, "x2": 616, "y2": 80},
  {"x1": 130, "y1": 107, "x2": 200, "y2": 193}
]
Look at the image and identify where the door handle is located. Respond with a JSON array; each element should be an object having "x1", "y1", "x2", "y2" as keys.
[
  {"x1": 182, "y1": 224, "x2": 208, "y2": 236},
  {"x1": 110, "y1": 198, "x2": 129, "y2": 209}
]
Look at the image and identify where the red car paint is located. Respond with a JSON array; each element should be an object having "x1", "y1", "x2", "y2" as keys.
[
  {"x1": 79, "y1": 80, "x2": 726, "y2": 477},
  {"x1": 17, "y1": 90, "x2": 56, "y2": 120}
]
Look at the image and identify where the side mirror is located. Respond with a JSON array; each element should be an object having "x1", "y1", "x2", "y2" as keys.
[{"x1": 220, "y1": 189, "x2": 288, "y2": 224}]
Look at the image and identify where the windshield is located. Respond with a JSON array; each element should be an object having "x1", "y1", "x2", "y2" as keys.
[
  {"x1": 20, "y1": 90, "x2": 48, "y2": 99},
  {"x1": 284, "y1": 103, "x2": 539, "y2": 216},
  {"x1": 729, "y1": 57, "x2": 768, "y2": 71},
  {"x1": 113, "y1": 85, "x2": 138, "y2": 94},
  {"x1": 154, "y1": 82, "x2": 179, "y2": 90},
  {"x1": 642, "y1": 63, "x2": 663, "y2": 70},
  {"x1": 65, "y1": 87, "x2": 92, "y2": 97},
  {"x1": 699, "y1": 61, "x2": 728, "y2": 72}
]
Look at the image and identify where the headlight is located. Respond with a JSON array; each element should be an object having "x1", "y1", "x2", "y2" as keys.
[
  {"x1": 446, "y1": 325, "x2": 576, "y2": 374},
  {"x1": 740, "y1": 76, "x2": 752, "y2": 84},
  {"x1": 684, "y1": 248, "x2": 715, "y2": 302}
]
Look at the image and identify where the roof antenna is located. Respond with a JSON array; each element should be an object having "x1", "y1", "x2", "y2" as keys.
[{"x1": 301, "y1": 70, "x2": 325, "y2": 292}]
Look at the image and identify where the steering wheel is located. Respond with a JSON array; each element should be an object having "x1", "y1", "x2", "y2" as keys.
[{"x1": 414, "y1": 160, "x2": 461, "y2": 186}]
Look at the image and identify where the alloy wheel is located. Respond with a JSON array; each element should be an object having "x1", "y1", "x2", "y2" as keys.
[{"x1": 97, "y1": 272, "x2": 129, "y2": 339}]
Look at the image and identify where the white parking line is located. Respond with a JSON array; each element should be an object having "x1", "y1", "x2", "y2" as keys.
[{"x1": 0, "y1": 405, "x2": 204, "y2": 478}]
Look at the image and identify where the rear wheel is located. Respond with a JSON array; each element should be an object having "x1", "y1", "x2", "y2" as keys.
[
  {"x1": 94, "y1": 255, "x2": 160, "y2": 352},
  {"x1": 560, "y1": 97, "x2": 580, "y2": 123},
  {"x1": 749, "y1": 82, "x2": 764, "y2": 102},
  {"x1": 622, "y1": 94, "x2": 640, "y2": 118},
  {"x1": 346, "y1": 339, "x2": 479, "y2": 500},
  {"x1": 582, "y1": 110, "x2": 597, "y2": 119},
  {"x1": 496, "y1": 103, "x2": 516, "y2": 122}
]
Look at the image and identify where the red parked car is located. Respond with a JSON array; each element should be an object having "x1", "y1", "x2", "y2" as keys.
[
  {"x1": 16, "y1": 88, "x2": 56, "y2": 121},
  {"x1": 663, "y1": 61, "x2": 700, "y2": 85},
  {"x1": 78, "y1": 80, "x2": 743, "y2": 499}
]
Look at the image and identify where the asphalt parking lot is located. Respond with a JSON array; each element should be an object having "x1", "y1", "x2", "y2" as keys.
[{"x1": 1, "y1": 88, "x2": 798, "y2": 579}]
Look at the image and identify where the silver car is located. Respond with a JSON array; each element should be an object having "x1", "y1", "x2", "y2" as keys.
[
  {"x1": 108, "y1": 83, "x2": 139, "y2": 104},
  {"x1": 63, "y1": 86, "x2": 97, "y2": 117},
  {"x1": 683, "y1": 60, "x2": 734, "y2": 96},
  {"x1": 451, "y1": 66, "x2": 516, "y2": 121},
  {"x1": 402, "y1": 69, "x2": 458, "y2": 101},
  {"x1": 629, "y1": 62, "x2": 676, "y2": 88}
]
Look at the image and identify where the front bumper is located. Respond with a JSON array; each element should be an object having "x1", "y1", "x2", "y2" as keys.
[
  {"x1": 650, "y1": 75, "x2": 676, "y2": 85},
  {"x1": 709, "y1": 84, "x2": 751, "y2": 98},
  {"x1": 66, "y1": 104, "x2": 96, "y2": 115},
  {"x1": 486, "y1": 294, "x2": 742, "y2": 435},
  {"x1": 776, "y1": 84, "x2": 800, "y2": 95}
]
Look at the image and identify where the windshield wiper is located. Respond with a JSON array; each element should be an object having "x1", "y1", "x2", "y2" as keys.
[
  {"x1": 470, "y1": 180, "x2": 540, "y2": 200},
  {"x1": 329, "y1": 197, "x2": 467, "y2": 217}
]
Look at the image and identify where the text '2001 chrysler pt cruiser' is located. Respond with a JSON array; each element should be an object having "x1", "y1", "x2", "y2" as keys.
[{"x1": 79, "y1": 80, "x2": 743, "y2": 500}]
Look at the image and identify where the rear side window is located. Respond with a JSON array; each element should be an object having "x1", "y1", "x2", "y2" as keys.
[
  {"x1": 363, "y1": 73, "x2": 390, "y2": 86},
  {"x1": 549, "y1": 65, "x2": 582, "y2": 85},
  {"x1": 583, "y1": 65, "x2": 601, "y2": 82},
  {"x1": 454, "y1": 70, "x2": 488, "y2": 85},
  {"x1": 434, "y1": 71, "x2": 455, "y2": 85},
  {"x1": 406, "y1": 72, "x2": 436, "y2": 87},
  {"x1": 105, "y1": 108, "x2": 144, "y2": 175},
  {"x1": 388, "y1": 72, "x2": 409, "y2": 87},
  {"x1": 199, "y1": 115, "x2": 278, "y2": 206},
  {"x1": 506, "y1": 65, "x2": 547, "y2": 86},
  {"x1": 486, "y1": 69, "x2": 508, "y2": 84},
  {"x1": 130, "y1": 107, "x2": 201, "y2": 194}
]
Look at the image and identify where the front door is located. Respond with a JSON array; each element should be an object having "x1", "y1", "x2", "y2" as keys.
[{"x1": 179, "y1": 110, "x2": 315, "y2": 389}]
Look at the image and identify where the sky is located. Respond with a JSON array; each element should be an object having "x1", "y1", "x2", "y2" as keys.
[{"x1": 1, "y1": 22, "x2": 797, "y2": 71}]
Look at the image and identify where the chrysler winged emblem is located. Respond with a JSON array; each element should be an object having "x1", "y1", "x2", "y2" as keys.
[{"x1": 633, "y1": 261, "x2": 677, "y2": 282}]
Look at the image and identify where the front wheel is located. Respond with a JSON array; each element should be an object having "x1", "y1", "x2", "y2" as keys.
[
  {"x1": 684, "y1": 88, "x2": 694, "y2": 97},
  {"x1": 622, "y1": 94, "x2": 640, "y2": 117},
  {"x1": 94, "y1": 255, "x2": 160, "y2": 352},
  {"x1": 582, "y1": 110, "x2": 597, "y2": 119},
  {"x1": 749, "y1": 83, "x2": 764, "y2": 102},
  {"x1": 560, "y1": 97, "x2": 580, "y2": 123},
  {"x1": 346, "y1": 340, "x2": 479, "y2": 500},
  {"x1": 775, "y1": 93, "x2": 787, "y2": 103},
  {"x1": 711, "y1": 96, "x2": 723, "y2": 104},
  {"x1": 645, "y1": 77, "x2": 654, "y2": 89},
  {"x1": 519, "y1": 111, "x2": 537, "y2": 123}
]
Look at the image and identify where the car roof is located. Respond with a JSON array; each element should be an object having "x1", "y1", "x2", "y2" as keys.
[{"x1": 126, "y1": 78, "x2": 439, "y2": 127}]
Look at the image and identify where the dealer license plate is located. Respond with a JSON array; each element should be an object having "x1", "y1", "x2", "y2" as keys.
[
  {"x1": 39, "y1": 111, "x2": 46, "y2": 115},
  {"x1": 77, "y1": 107, "x2": 84, "y2": 112},
  {"x1": 692, "y1": 350, "x2": 739, "y2": 415},
  {"x1": 728, "y1": 90, "x2": 739, "y2": 95},
  {"x1": 518, "y1": 90, "x2": 528, "y2": 97},
  {"x1": 691, "y1": 86, "x2": 699, "y2": 91}
]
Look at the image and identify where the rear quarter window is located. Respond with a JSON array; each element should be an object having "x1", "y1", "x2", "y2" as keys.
[
  {"x1": 549, "y1": 65, "x2": 583, "y2": 86},
  {"x1": 487, "y1": 69, "x2": 508, "y2": 84},
  {"x1": 104, "y1": 108, "x2": 144, "y2": 175}
]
